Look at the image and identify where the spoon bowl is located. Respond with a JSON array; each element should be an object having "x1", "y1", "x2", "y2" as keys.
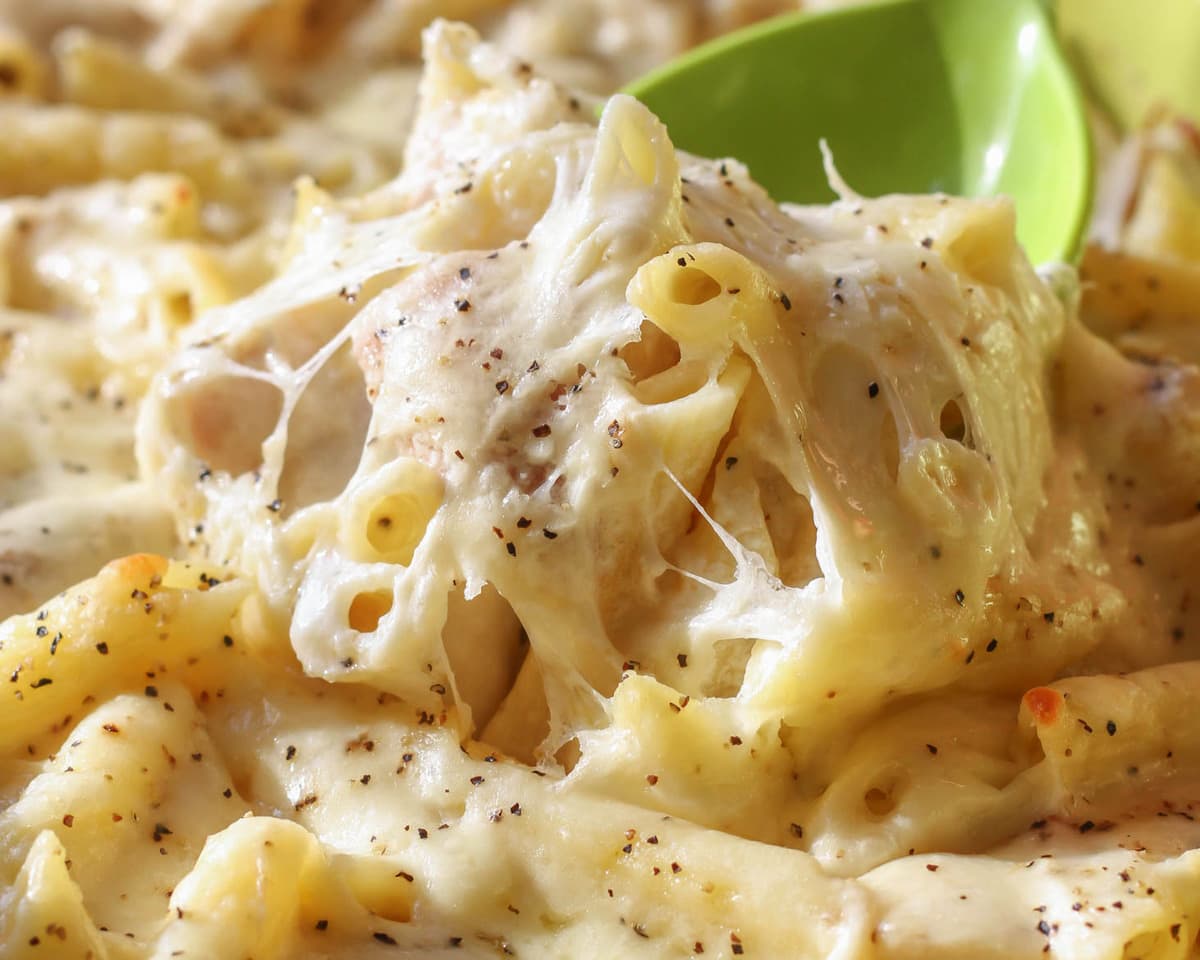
[{"x1": 626, "y1": 0, "x2": 1091, "y2": 264}]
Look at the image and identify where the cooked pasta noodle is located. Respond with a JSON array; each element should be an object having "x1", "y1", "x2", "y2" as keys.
[{"x1": 3, "y1": 7, "x2": 1200, "y2": 960}]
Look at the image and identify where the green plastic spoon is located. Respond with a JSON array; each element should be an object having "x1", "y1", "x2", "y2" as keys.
[{"x1": 626, "y1": 0, "x2": 1091, "y2": 265}]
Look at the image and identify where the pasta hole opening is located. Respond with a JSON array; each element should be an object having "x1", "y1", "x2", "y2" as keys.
[
  {"x1": 166, "y1": 374, "x2": 284, "y2": 477},
  {"x1": 670, "y1": 266, "x2": 722, "y2": 306},
  {"x1": 863, "y1": 773, "x2": 906, "y2": 819},
  {"x1": 620, "y1": 319, "x2": 681, "y2": 384},
  {"x1": 365, "y1": 493, "x2": 432, "y2": 565},
  {"x1": 348, "y1": 590, "x2": 393, "y2": 633},
  {"x1": 939, "y1": 398, "x2": 973, "y2": 448},
  {"x1": 863, "y1": 787, "x2": 895, "y2": 817}
]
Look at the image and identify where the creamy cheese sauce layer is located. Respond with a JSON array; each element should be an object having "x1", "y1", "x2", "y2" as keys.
[{"x1": 4, "y1": 8, "x2": 1200, "y2": 960}]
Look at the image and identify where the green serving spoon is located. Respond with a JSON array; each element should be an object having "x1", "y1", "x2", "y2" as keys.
[
  {"x1": 1057, "y1": 0, "x2": 1200, "y2": 134},
  {"x1": 626, "y1": 0, "x2": 1091, "y2": 265}
]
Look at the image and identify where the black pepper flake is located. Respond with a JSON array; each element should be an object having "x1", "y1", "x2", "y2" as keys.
[
  {"x1": 954, "y1": 589, "x2": 965, "y2": 605},
  {"x1": 35, "y1": 625, "x2": 47, "y2": 637},
  {"x1": 1043, "y1": 611, "x2": 1056, "y2": 623},
  {"x1": 470, "y1": 776, "x2": 485, "y2": 786},
  {"x1": 455, "y1": 299, "x2": 471, "y2": 313},
  {"x1": 725, "y1": 217, "x2": 735, "y2": 227},
  {"x1": 510, "y1": 803, "x2": 522, "y2": 816},
  {"x1": 676, "y1": 257, "x2": 687, "y2": 267},
  {"x1": 495, "y1": 380, "x2": 509, "y2": 395},
  {"x1": 1106, "y1": 720, "x2": 1117, "y2": 736},
  {"x1": 986, "y1": 638, "x2": 998, "y2": 652},
  {"x1": 930, "y1": 545, "x2": 942, "y2": 559},
  {"x1": 222, "y1": 635, "x2": 234, "y2": 647},
  {"x1": 1079, "y1": 820, "x2": 1095, "y2": 833},
  {"x1": 961, "y1": 337, "x2": 971, "y2": 347},
  {"x1": 505, "y1": 542, "x2": 517, "y2": 557},
  {"x1": 622, "y1": 844, "x2": 633, "y2": 854},
  {"x1": 373, "y1": 932, "x2": 398, "y2": 946},
  {"x1": 417, "y1": 827, "x2": 428, "y2": 839},
  {"x1": 31, "y1": 678, "x2": 52, "y2": 688},
  {"x1": 926, "y1": 743, "x2": 938, "y2": 755},
  {"x1": 1171, "y1": 924, "x2": 1181, "y2": 941},
  {"x1": 543, "y1": 529, "x2": 558, "y2": 540},
  {"x1": 779, "y1": 293, "x2": 792, "y2": 311},
  {"x1": 152, "y1": 823, "x2": 172, "y2": 841},
  {"x1": 223, "y1": 788, "x2": 233, "y2": 798},
  {"x1": 144, "y1": 685, "x2": 158, "y2": 698},
  {"x1": 677, "y1": 653, "x2": 688, "y2": 668},
  {"x1": 459, "y1": 267, "x2": 471, "y2": 280},
  {"x1": 516, "y1": 517, "x2": 531, "y2": 529},
  {"x1": 315, "y1": 920, "x2": 328, "y2": 931},
  {"x1": 1037, "y1": 920, "x2": 1051, "y2": 936},
  {"x1": 267, "y1": 498, "x2": 282, "y2": 512},
  {"x1": 868, "y1": 381, "x2": 880, "y2": 399},
  {"x1": 532, "y1": 424, "x2": 551, "y2": 438},
  {"x1": 790, "y1": 823, "x2": 803, "y2": 838},
  {"x1": 286, "y1": 745, "x2": 296, "y2": 760},
  {"x1": 96, "y1": 642, "x2": 109, "y2": 655},
  {"x1": 921, "y1": 237, "x2": 934, "y2": 249}
]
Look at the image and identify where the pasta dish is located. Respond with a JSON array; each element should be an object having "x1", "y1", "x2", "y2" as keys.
[{"x1": 3, "y1": 4, "x2": 1200, "y2": 959}]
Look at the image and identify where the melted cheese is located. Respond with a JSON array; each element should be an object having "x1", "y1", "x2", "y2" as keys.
[{"x1": 4, "y1": 9, "x2": 1200, "y2": 960}]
